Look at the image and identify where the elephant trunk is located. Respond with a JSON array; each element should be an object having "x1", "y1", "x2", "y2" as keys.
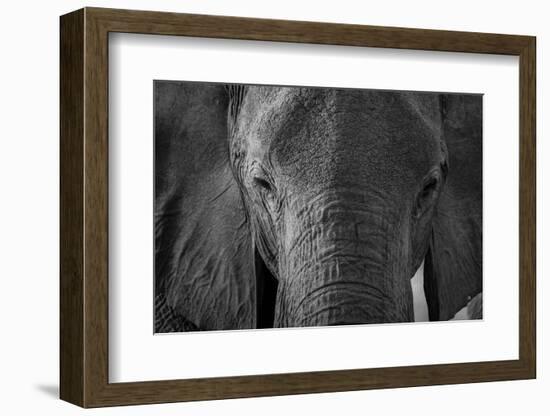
[{"x1": 274, "y1": 192, "x2": 414, "y2": 327}]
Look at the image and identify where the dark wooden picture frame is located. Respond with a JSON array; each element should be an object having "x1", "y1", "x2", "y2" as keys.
[{"x1": 60, "y1": 7, "x2": 536, "y2": 408}]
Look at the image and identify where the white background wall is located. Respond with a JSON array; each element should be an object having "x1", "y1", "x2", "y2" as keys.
[{"x1": 0, "y1": 0, "x2": 546, "y2": 414}]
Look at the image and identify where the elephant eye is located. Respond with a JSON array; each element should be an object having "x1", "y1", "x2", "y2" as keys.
[
  {"x1": 252, "y1": 176, "x2": 278, "y2": 209},
  {"x1": 414, "y1": 174, "x2": 440, "y2": 218},
  {"x1": 250, "y1": 165, "x2": 277, "y2": 205},
  {"x1": 420, "y1": 178, "x2": 437, "y2": 199},
  {"x1": 253, "y1": 177, "x2": 273, "y2": 192}
]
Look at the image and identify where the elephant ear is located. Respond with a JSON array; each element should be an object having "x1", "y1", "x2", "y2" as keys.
[
  {"x1": 154, "y1": 81, "x2": 255, "y2": 331},
  {"x1": 424, "y1": 94, "x2": 483, "y2": 321}
]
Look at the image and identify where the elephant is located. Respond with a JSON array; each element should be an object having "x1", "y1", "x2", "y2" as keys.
[{"x1": 154, "y1": 80, "x2": 482, "y2": 332}]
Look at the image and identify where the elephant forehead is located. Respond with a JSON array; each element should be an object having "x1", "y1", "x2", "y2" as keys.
[
  {"x1": 235, "y1": 86, "x2": 328, "y2": 153},
  {"x1": 239, "y1": 87, "x2": 443, "y2": 190}
]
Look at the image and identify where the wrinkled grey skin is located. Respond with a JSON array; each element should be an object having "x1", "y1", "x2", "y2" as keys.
[{"x1": 154, "y1": 82, "x2": 482, "y2": 332}]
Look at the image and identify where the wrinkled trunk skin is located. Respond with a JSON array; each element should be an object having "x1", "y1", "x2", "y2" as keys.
[{"x1": 274, "y1": 190, "x2": 414, "y2": 327}]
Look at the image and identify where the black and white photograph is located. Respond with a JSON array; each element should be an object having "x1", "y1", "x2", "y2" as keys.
[
  {"x1": 154, "y1": 81, "x2": 483, "y2": 333},
  {"x1": 1, "y1": 0, "x2": 543, "y2": 412}
]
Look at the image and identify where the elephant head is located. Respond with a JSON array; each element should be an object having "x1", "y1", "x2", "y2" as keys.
[{"x1": 154, "y1": 81, "x2": 482, "y2": 332}]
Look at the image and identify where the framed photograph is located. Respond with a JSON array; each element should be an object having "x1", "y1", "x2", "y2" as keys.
[{"x1": 60, "y1": 7, "x2": 536, "y2": 407}]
